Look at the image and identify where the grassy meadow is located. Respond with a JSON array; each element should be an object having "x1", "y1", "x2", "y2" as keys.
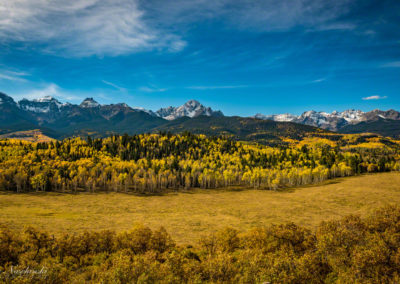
[{"x1": 1, "y1": 172, "x2": 400, "y2": 244}]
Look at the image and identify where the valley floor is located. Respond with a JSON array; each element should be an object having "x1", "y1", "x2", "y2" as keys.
[{"x1": 1, "y1": 172, "x2": 399, "y2": 244}]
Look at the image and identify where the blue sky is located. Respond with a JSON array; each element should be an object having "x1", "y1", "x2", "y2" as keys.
[{"x1": 0, "y1": 0, "x2": 399, "y2": 116}]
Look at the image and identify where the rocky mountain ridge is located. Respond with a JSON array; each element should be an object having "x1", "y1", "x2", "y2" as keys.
[
  {"x1": 0, "y1": 91, "x2": 399, "y2": 138},
  {"x1": 155, "y1": 100, "x2": 224, "y2": 120},
  {"x1": 254, "y1": 109, "x2": 400, "y2": 131}
]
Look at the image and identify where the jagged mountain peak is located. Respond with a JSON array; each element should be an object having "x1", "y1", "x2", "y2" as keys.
[
  {"x1": 253, "y1": 108, "x2": 400, "y2": 131},
  {"x1": 2, "y1": 90, "x2": 400, "y2": 137},
  {"x1": 33, "y1": 96, "x2": 60, "y2": 103},
  {"x1": 254, "y1": 113, "x2": 298, "y2": 122},
  {"x1": 183, "y1": 99, "x2": 201, "y2": 107},
  {"x1": 80, "y1": 98, "x2": 100, "y2": 108},
  {"x1": 156, "y1": 99, "x2": 223, "y2": 120},
  {"x1": 0, "y1": 92, "x2": 17, "y2": 105},
  {"x1": 18, "y1": 96, "x2": 65, "y2": 113}
]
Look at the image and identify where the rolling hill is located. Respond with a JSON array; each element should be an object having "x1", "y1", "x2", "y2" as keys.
[
  {"x1": 339, "y1": 118, "x2": 400, "y2": 138},
  {"x1": 153, "y1": 115, "x2": 326, "y2": 143}
]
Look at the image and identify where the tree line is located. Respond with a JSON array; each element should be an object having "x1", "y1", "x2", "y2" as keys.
[{"x1": 0, "y1": 132, "x2": 399, "y2": 193}]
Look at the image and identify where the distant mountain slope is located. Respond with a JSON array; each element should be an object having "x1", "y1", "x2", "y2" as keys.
[
  {"x1": 1, "y1": 91, "x2": 399, "y2": 140},
  {"x1": 254, "y1": 109, "x2": 400, "y2": 131},
  {"x1": 0, "y1": 92, "x2": 40, "y2": 134},
  {"x1": 44, "y1": 104, "x2": 167, "y2": 138},
  {"x1": 339, "y1": 118, "x2": 400, "y2": 138},
  {"x1": 153, "y1": 116, "x2": 326, "y2": 143},
  {"x1": 0, "y1": 93, "x2": 167, "y2": 138},
  {"x1": 0, "y1": 129, "x2": 55, "y2": 142}
]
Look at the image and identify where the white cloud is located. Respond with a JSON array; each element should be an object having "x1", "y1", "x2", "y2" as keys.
[
  {"x1": 13, "y1": 83, "x2": 82, "y2": 102},
  {"x1": 362, "y1": 95, "x2": 387, "y2": 100},
  {"x1": 0, "y1": 0, "x2": 186, "y2": 57},
  {"x1": 0, "y1": 0, "x2": 359, "y2": 58},
  {"x1": 0, "y1": 69, "x2": 29, "y2": 82},
  {"x1": 139, "y1": 86, "x2": 167, "y2": 93},
  {"x1": 313, "y1": 23, "x2": 356, "y2": 32},
  {"x1": 311, "y1": 78, "x2": 326, "y2": 83},
  {"x1": 381, "y1": 61, "x2": 400, "y2": 68},
  {"x1": 102, "y1": 80, "x2": 126, "y2": 92},
  {"x1": 144, "y1": 0, "x2": 355, "y2": 32},
  {"x1": 186, "y1": 85, "x2": 247, "y2": 90},
  {"x1": 0, "y1": 73, "x2": 25, "y2": 82}
]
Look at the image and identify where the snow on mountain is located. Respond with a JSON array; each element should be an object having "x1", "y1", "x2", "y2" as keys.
[
  {"x1": 155, "y1": 106, "x2": 176, "y2": 119},
  {"x1": 4, "y1": 90, "x2": 400, "y2": 132},
  {"x1": 34, "y1": 96, "x2": 57, "y2": 103},
  {"x1": 254, "y1": 113, "x2": 298, "y2": 122},
  {"x1": 336, "y1": 109, "x2": 364, "y2": 122},
  {"x1": 80, "y1": 98, "x2": 100, "y2": 108},
  {"x1": 298, "y1": 110, "x2": 332, "y2": 126},
  {"x1": 132, "y1": 106, "x2": 157, "y2": 116},
  {"x1": 253, "y1": 109, "x2": 370, "y2": 131},
  {"x1": 18, "y1": 96, "x2": 65, "y2": 113},
  {"x1": 156, "y1": 100, "x2": 223, "y2": 120},
  {"x1": 364, "y1": 109, "x2": 400, "y2": 121}
]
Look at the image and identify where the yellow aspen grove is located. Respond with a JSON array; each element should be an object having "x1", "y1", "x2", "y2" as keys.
[{"x1": 0, "y1": 132, "x2": 399, "y2": 193}]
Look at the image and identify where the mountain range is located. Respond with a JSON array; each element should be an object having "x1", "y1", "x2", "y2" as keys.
[
  {"x1": 1, "y1": 91, "x2": 399, "y2": 140},
  {"x1": 254, "y1": 109, "x2": 400, "y2": 131}
]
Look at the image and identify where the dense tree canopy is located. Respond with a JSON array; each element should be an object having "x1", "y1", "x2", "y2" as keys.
[{"x1": 0, "y1": 132, "x2": 399, "y2": 193}]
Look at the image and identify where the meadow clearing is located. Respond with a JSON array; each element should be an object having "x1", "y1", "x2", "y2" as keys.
[{"x1": 1, "y1": 172, "x2": 399, "y2": 244}]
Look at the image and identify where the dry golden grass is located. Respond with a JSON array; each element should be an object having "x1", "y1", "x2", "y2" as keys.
[
  {"x1": 0, "y1": 129, "x2": 54, "y2": 142},
  {"x1": 1, "y1": 172, "x2": 400, "y2": 244}
]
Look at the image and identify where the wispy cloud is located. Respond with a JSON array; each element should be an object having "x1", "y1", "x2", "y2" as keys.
[
  {"x1": 186, "y1": 85, "x2": 248, "y2": 90},
  {"x1": 362, "y1": 95, "x2": 387, "y2": 100},
  {"x1": 139, "y1": 86, "x2": 167, "y2": 93},
  {"x1": 381, "y1": 61, "x2": 400, "y2": 68},
  {"x1": 144, "y1": 0, "x2": 355, "y2": 32},
  {"x1": 313, "y1": 23, "x2": 356, "y2": 32},
  {"x1": 0, "y1": 70, "x2": 29, "y2": 82},
  {"x1": 102, "y1": 80, "x2": 126, "y2": 91},
  {"x1": 0, "y1": 0, "x2": 186, "y2": 57},
  {"x1": 0, "y1": 0, "x2": 361, "y2": 58},
  {"x1": 0, "y1": 73, "x2": 25, "y2": 82},
  {"x1": 311, "y1": 78, "x2": 326, "y2": 83},
  {"x1": 13, "y1": 83, "x2": 82, "y2": 102}
]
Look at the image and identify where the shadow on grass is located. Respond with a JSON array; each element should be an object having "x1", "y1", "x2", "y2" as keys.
[{"x1": 0, "y1": 172, "x2": 394, "y2": 197}]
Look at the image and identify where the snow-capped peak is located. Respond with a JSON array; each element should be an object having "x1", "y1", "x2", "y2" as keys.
[
  {"x1": 17, "y1": 96, "x2": 65, "y2": 113},
  {"x1": 33, "y1": 96, "x2": 56, "y2": 103},
  {"x1": 183, "y1": 99, "x2": 201, "y2": 109},
  {"x1": 33, "y1": 96, "x2": 65, "y2": 108},
  {"x1": 80, "y1": 98, "x2": 100, "y2": 108},
  {"x1": 132, "y1": 106, "x2": 158, "y2": 116},
  {"x1": 156, "y1": 100, "x2": 223, "y2": 120},
  {"x1": 254, "y1": 113, "x2": 299, "y2": 122},
  {"x1": 338, "y1": 109, "x2": 364, "y2": 121},
  {"x1": 253, "y1": 108, "x2": 373, "y2": 131}
]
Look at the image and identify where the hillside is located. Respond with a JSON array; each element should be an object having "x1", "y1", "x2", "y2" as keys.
[
  {"x1": 0, "y1": 91, "x2": 328, "y2": 141},
  {"x1": 48, "y1": 108, "x2": 167, "y2": 139},
  {"x1": 0, "y1": 129, "x2": 54, "y2": 142},
  {"x1": 2, "y1": 92, "x2": 400, "y2": 140},
  {"x1": 339, "y1": 118, "x2": 400, "y2": 138},
  {"x1": 0, "y1": 92, "x2": 39, "y2": 134},
  {"x1": 254, "y1": 109, "x2": 400, "y2": 132},
  {"x1": 153, "y1": 116, "x2": 326, "y2": 144},
  {"x1": 1, "y1": 132, "x2": 399, "y2": 193}
]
